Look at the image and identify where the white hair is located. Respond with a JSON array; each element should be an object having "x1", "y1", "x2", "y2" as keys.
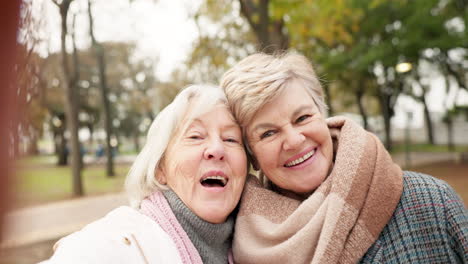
[{"x1": 125, "y1": 84, "x2": 228, "y2": 208}]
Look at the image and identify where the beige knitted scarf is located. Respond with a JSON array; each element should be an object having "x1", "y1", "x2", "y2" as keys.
[{"x1": 233, "y1": 116, "x2": 403, "y2": 264}]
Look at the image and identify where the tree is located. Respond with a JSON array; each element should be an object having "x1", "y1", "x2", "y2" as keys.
[
  {"x1": 15, "y1": 45, "x2": 48, "y2": 155},
  {"x1": 188, "y1": 0, "x2": 257, "y2": 83},
  {"x1": 192, "y1": 0, "x2": 467, "y2": 150},
  {"x1": 15, "y1": 0, "x2": 50, "y2": 156},
  {"x1": 87, "y1": 0, "x2": 114, "y2": 177},
  {"x1": 51, "y1": 0, "x2": 83, "y2": 196}
]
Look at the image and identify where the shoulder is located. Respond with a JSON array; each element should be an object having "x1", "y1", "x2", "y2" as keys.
[
  {"x1": 40, "y1": 206, "x2": 182, "y2": 264},
  {"x1": 362, "y1": 171, "x2": 468, "y2": 263},
  {"x1": 399, "y1": 171, "x2": 465, "y2": 211},
  {"x1": 396, "y1": 171, "x2": 466, "y2": 226}
]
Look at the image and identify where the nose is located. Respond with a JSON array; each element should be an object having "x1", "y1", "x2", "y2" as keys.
[
  {"x1": 204, "y1": 138, "x2": 225, "y2": 161},
  {"x1": 283, "y1": 127, "x2": 305, "y2": 151}
]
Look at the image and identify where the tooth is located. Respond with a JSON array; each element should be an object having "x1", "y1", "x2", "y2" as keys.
[{"x1": 286, "y1": 149, "x2": 315, "y2": 167}]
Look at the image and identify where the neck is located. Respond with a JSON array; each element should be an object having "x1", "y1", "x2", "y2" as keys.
[{"x1": 163, "y1": 190, "x2": 234, "y2": 264}]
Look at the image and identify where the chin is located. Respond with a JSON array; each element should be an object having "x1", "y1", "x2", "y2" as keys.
[{"x1": 291, "y1": 179, "x2": 321, "y2": 194}]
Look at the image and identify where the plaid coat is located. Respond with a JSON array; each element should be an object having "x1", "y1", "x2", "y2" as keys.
[{"x1": 361, "y1": 171, "x2": 468, "y2": 263}]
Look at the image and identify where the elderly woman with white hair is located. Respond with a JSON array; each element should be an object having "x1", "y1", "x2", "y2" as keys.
[
  {"x1": 221, "y1": 52, "x2": 467, "y2": 263},
  {"x1": 40, "y1": 85, "x2": 247, "y2": 264}
]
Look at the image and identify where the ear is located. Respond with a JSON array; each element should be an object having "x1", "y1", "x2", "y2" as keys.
[{"x1": 155, "y1": 165, "x2": 167, "y2": 185}]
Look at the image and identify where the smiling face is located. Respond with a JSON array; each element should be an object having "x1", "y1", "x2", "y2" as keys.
[
  {"x1": 158, "y1": 104, "x2": 247, "y2": 224},
  {"x1": 246, "y1": 80, "x2": 333, "y2": 195}
]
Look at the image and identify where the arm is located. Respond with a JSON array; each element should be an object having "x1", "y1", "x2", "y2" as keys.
[{"x1": 442, "y1": 182, "x2": 468, "y2": 262}]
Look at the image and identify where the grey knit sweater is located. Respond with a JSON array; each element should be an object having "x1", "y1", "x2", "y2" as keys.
[{"x1": 163, "y1": 190, "x2": 234, "y2": 264}]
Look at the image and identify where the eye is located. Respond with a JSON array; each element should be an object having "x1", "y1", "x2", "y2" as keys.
[
  {"x1": 224, "y1": 138, "x2": 240, "y2": 144},
  {"x1": 188, "y1": 134, "x2": 203, "y2": 140},
  {"x1": 260, "y1": 130, "x2": 276, "y2": 139},
  {"x1": 296, "y1": 114, "x2": 311, "y2": 123}
]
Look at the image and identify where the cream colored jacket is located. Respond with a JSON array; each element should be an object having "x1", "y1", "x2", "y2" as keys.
[{"x1": 39, "y1": 206, "x2": 183, "y2": 264}]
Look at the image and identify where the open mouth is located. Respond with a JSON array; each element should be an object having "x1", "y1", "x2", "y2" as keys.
[
  {"x1": 284, "y1": 148, "x2": 316, "y2": 167},
  {"x1": 200, "y1": 175, "x2": 228, "y2": 188}
]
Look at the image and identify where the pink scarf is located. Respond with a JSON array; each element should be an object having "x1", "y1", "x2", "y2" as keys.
[
  {"x1": 140, "y1": 191, "x2": 234, "y2": 264},
  {"x1": 140, "y1": 191, "x2": 203, "y2": 264}
]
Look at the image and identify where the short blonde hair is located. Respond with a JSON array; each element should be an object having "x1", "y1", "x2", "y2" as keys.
[
  {"x1": 125, "y1": 84, "x2": 228, "y2": 208},
  {"x1": 220, "y1": 52, "x2": 327, "y2": 129}
]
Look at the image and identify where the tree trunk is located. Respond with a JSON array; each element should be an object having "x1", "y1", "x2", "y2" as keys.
[
  {"x1": 53, "y1": 113, "x2": 68, "y2": 166},
  {"x1": 322, "y1": 82, "x2": 334, "y2": 116},
  {"x1": 27, "y1": 128, "x2": 39, "y2": 155},
  {"x1": 88, "y1": 0, "x2": 114, "y2": 177},
  {"x1": 420, "y1": 92, "x2": 435, "y2": 145},
  {"x1": 56, "y1": 130, "x2": 68, "y2": 166},
  {"x1": 239, "y1": 0, "x2": 289, "y2": 53},
  {"x1": 71, "y1": 13, "x2": 84, "y2": 170},
  {"x1": 87, "y1": 123, "x2": 94, "y2": 147},
  {"x1": 356, "y1": 88, "x2": 369, "y2": 130},
  {"x1": 133, "y1": 132, "x2": 140, "y2": 153},
  {"x1": 56, "y1": 0, "x2": 83, "y2": 196},
  {"x1": 378, "y1": 87, "x2": 393, "y2": 151},
  {"x1": 446, "y1": 117, "x2": 455, "y2": 152},
  {"x1": 442, "y1": 70, "x2": 456, "y2": 152}
]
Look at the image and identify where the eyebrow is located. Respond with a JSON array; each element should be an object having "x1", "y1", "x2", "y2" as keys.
[
  {"x1": 187, "y1": 118, "x2": 240, "y2": 132},
  {"x1": 292, "y1": 104, "x2": 313, "y2": 118},
  {"x1": 251, "y1": 104, "x2": 313, "y2": 132}
]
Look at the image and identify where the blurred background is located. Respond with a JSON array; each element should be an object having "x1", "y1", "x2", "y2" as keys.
[{"x1": 1, "y1": 0, "x2": 467, "y2": 263}]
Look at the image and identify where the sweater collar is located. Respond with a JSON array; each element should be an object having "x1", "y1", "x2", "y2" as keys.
[{"x1": 163, "y1": 190, "x2": 234, "y2": 264}]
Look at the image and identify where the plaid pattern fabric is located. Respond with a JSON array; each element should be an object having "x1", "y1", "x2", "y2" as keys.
[{"x1": 361, "y1": 171, "x2": 468, "y2": 263}]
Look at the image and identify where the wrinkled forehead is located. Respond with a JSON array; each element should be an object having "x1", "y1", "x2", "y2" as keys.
[
  {"x1": 246, "y1": 78, "x2": 317, "y2": 125},
  {"x1": 176, "y1": 99, "x2": 235, "y2": 136}
]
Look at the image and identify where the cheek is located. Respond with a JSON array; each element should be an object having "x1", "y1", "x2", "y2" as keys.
[
  {"x1": 167, "y1": 161, "x2": 195, "y2": 187},
  {"x1": 308, "y1": 122, "x2": 330, "y2": 143},
  {"x1": 232, "y1": 149, "x2": 248, "y2": 176},
  {"x1": 253, "y1": 144, "x2": 277, "y2": 171}
]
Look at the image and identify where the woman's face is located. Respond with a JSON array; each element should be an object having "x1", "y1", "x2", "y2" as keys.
[
  {"x1": 159, "y1": 104, "x2": 247, "y2": 224},
  {"x1": 246, "y1": 81, "x2": 333, "y2": 194}
]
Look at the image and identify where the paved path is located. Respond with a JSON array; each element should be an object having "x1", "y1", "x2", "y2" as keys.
[
  {"x1": 0, "y1": 152, "x2": 459, "y2": 250},
  {"x1": 1, "y1": 193, "x2": 127, "y2": 248}
]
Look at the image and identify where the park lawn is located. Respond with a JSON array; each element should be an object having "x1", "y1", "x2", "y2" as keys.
[
  {"x1": 13, "y1": 160, "x2": 130, "y2": 209},
  {"x1": 392, "y1": 143, "x2": 468, "y2": 153}
]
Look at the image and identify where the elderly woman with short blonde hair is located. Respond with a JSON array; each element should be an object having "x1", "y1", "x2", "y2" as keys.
[
  {"x1": 221, "y1": 52, "x2": 467, "y2": 263},
  {"x1": 41, "y1": 85, "x2": 247, "y2": 264}
]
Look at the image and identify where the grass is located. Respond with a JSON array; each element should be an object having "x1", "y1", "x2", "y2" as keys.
[
  {"x1": 11, "y1": 153, "x2": 468, "y2": 208},
  {"x1": 16, "y1": 155, "x2": 57, "y2": 166},
  {"x1": 391, "y1": 143, "x2": 468, "y2": 154},
  {"x1": 13, "y1": 157, "x2": 130, "y2": 208}
]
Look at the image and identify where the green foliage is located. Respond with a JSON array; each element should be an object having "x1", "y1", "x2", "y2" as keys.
[
  {"x1": 192, "y1": 0, "x2": 466, "y2": 149},
  {"x1": 187, "y1": 0, "x2": 257, "y2": 83},
  {"x1": 444, "y1": 105, "x2": 468, "y2": 122}
]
